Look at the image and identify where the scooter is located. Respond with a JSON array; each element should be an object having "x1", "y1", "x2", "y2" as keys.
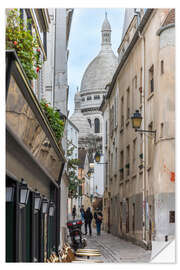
[{"x1": 67, "y1": 219, "x2": 86, "y2": 251}]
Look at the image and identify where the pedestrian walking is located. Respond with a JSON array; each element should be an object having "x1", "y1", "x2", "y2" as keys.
[
  {"x1": 84, "y1": 207, "x2": 93, "y2": 236},
  {"x1": 72, "y1": 205, "x2": 76, "y2": 220},
  {"x1": 80, "y1": 205, "x2": 85, "y2": 222},
  {"x1": 94, "y1": 208, "x2": 103, "y2": 235}
]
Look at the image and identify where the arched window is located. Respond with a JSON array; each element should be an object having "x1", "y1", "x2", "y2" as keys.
[
  {"x1": 88, "y1": 119, "x2": 92, "y2": 128},
  {"x1": 94, "y1": 118, "x2": 100, "y2": 133}
]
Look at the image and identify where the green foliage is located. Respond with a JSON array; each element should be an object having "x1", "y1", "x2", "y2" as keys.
[
  {"x1": 6, "y1": 9, "x2": 42, "y2": 80},
  {"x1": 40, "y1": 100, "x2": 65, "y2": 142},
  {"x1": 67, "y1": 140, "x2": 81, "y2": 198}
]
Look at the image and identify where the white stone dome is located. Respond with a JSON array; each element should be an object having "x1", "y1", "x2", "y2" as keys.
[
  {"x1": 80, "y1": 49, "x2": 117, "y2": 94},
  {"x1": 80, "y1": 13, "x2": 118, "y2": 95}
]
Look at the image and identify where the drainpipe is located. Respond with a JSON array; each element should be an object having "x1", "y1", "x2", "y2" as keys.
[{"x1": 139, "y1": 31, "x2": 148, "y2": 247}]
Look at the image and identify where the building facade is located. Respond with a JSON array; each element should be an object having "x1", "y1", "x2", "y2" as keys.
[
  {"x1": 101, "y1": 8, "x2": 175, "y2": 248},
  {"x1": 6, "y1": 8, "x2": 66, "y2": 262}
]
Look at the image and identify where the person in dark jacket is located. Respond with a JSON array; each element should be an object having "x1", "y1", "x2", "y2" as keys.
[
  {"x1": 72, "y1": 205, "x2": 76, "y2": 220},
  {"x1": 84, "y1": 207, "x2": 93, "y2": 236},
  {"x1": 80, "y1": 205, "x2": 85, "y2": 222},
  {"x1": 94, "y1": 208, "x2": 103, "y2": 235}
]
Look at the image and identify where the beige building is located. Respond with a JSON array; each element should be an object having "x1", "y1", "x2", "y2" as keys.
[{"x1": 100, "y1": 8, "x2": 175, "y2": 248}]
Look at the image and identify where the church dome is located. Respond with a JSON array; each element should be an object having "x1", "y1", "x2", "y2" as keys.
[
  {"x1": 80, "y1": 50, "x2": 117, "y2": 93},
  {"x1": 80, "y1": 13, "x2": 118, "y2": 95}
]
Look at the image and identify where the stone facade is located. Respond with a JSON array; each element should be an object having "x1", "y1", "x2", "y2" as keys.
[{"x1": 101, "y1": 9, "x2": 175, "y2": 248}]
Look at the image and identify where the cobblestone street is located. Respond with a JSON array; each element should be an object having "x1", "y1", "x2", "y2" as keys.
[{"x1": 82, "y1": 227, "x2": 152, "y2": 263}]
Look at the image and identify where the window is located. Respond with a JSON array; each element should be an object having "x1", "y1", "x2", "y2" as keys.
[
  {"x1": 133, "y1": 138, "x2": 137, "y2": 170},
  {"x1": 121, "y1": 96, "x2": 124, "y2": 128},
  {"x1": 149, "y1": 65, "x2": 154, "y2": 93},
  {"x1": 169, "y1": 211, "x2": 175, "y2": 223},
  {"x1": 160, "y1": 123, "x2": 164, "y2": 138},
  {"x1": 148, "y1": 122, "x2": 153, "y2": 166},
  {"x1": 134, "y1": 76, "x2": 137, "y2": 89},
  {"x1": 87, "y1": 96, "x2": 92, "y2": 100},
  {"x1": 94, "y1": 118, "x2": 100, "y2": 133},
  {"x1": 120, "y1": 151, "x2": 124, "y2": 180},
  {"x1": 126, "y1": 88, "x2": 130, "y2": 119},
  {"x1": 161, "y1": 60, "x2": 164, "y2": 74},
  {"x1": 88, "y1": 119, "x2": 92, "y2": 128},
  {"x1": 94, "y1": 95, "x2": 100, "y2": 100},
  {"x1": 105, "y1": 120, "x2": 108, "y2": 144},
  {"x1": 126, "y1": 145, "x2": 130, "y2": 176},
  {"x1": 140, "y1": 68, "x2": 143, "y2": 104},
  {"x1": 82, "y1": 97, "x2": 85, "y2": 102}
]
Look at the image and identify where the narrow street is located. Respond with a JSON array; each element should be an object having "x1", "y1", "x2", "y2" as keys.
[{"x1": 77, "y1": 228, "x2": 151, "y2": 263}]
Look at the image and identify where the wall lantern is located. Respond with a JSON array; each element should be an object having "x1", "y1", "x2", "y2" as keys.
[
  {"x1": 6, "y1": 186, "x2": 15, "y2": 202},
  {"x1": 42, "y1": 196, "x2": 49, "y2": 214},
  {"x1": 94, "y1": 152, "x2": 101, "y2": 163},
  {"x1": 131, "y1": 110, "x2": 142, "y2": 130},
  {"x1": 87, "y1": 170, "x2": 92, "y2": 178},
  {"x1": 33, "y1": 189, "x2": 42, "y2": 211},
  {"x1": 48, "y1": 201, "x2": 55, "y2": 217},
  {"x1": 19, "y1": 179, "x2": 30, "y2": 206},
  {"x1": 131, "y1": 110, "x2": 156, "y2": 140}
]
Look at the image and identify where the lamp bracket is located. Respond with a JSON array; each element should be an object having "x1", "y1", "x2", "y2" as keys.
[{"x1": 135, "y1": 129, "x2": 156, "y2": 141}]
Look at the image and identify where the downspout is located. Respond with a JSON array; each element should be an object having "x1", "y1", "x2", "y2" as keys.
[{"x1": 139, "y1": 30, "x2": 148, "y2": 247}]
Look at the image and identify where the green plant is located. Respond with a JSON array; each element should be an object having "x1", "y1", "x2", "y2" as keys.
[
  {"x1": 40, "y1": 100, "x2": 65, "y2": 142},
  {"x1": 6, "y1": 9, "x2": 42, "y2": 80}
]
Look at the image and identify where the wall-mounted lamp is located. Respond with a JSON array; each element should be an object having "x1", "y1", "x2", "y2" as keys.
[
  {"x1": 48, "y1": 201, "x2": 55, "y2": 217},
  {"x1": 94, "y1": 151, "x2": 101, "y2": 163},
  {"x1": 131, "y1": 110, "x2": 156, "y2": 140},
  {"x1": 19, "y1": 179, "x2": 30, "y2": 206},
  {"x1": 33, "y1": 189, "x2": 42, "y2": 212},
  {"x1": 6, "y1": 185, "x2": 15, "y2": 202},
  {"x1": 41, "y1": 196, "x2": 49, "y2": 214}
]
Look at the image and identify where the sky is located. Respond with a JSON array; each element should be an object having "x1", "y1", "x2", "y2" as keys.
[{"x1": 67, "y1": 8, "x2": 125, "y2": 116}]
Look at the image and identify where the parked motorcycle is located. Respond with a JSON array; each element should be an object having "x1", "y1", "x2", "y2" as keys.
[{"x1": 67, "y1": 219, "x2": 87, "y2": 251}]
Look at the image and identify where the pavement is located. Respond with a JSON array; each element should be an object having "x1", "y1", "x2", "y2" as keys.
[{"x1": 80, "y1": 226, "x2": 152, "y2": 263}]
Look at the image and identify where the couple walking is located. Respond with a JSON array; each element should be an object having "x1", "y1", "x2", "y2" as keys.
[{"x1": 80, "y1": 206, "x2": 103, "y2": 236}]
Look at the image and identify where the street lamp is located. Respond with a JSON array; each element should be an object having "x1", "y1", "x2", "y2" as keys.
[
  {"x1": 131, "y1": 110, "x2": 156, "y2": 139},
  {"x1": 94, "y1": 151, "x2": 101, "y2": 163},
  {"x1": 48, "y1": 201, "x2": 55, "y2": 216},
  {"x1": 19, "y1": 179, "x2": 30, "y2": 206},
  {"x1": 33, "y1": 190, "x2": 42, "y2": 212},
  {"x1": 41, "y1": 196, "x2": 49, "y2": 214}
]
